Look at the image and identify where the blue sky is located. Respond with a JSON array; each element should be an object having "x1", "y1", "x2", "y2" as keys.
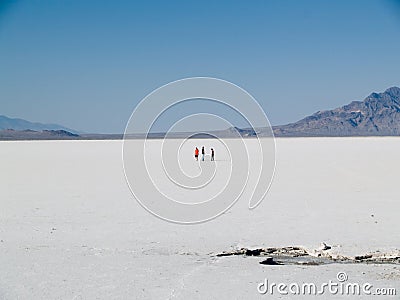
[{"x1": 1, "y1": 0, "x2": 400, "y2": 133}]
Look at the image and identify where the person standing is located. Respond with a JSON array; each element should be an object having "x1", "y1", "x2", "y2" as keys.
[
  {"x1": 211, "y1": 148, "x2": 215, "y2": 161},
  {"x1": 194, "y1": 147, "x2": 199, "y2": 161},
  {"x1": 201, "y1": 146, "x2": 205, "y2": 161}
]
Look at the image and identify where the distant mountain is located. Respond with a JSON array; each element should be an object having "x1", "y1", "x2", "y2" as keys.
[
  {"x1": 0, "y1": 129, "x2": 79, "y2": 140},
  {"x1": 273, "y1": 87, "x2": 400, "y2": 136},
  {"x1": 0, "y1": 115, "x2": 78, "y2": 133}
]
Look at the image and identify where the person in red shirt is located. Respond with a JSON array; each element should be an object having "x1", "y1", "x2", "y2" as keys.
[{"x1": 194, "y1": 147, "x2": 199, "y2": 161}]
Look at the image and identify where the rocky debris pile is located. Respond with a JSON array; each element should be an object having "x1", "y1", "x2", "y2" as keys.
[
  {"x1": 216, "y1": 246, "x2": 308, "y2": 258},
  {"x1": 215, "y1": 245, "x2": 400, "y2": 266}
]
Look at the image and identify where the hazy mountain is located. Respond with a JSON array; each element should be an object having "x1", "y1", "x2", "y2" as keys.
[
  {"x1": 0, "y1": 129, "x2": 80, "y2": 140},
  {"x1": 0, "y1": 115, "x2": 78, "y2": 133},
  {"x1": 273, "y1": 87, "x2": 400, "y2": 136}
]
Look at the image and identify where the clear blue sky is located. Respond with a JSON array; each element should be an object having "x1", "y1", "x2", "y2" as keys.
[{"x1": 1, "y1": 0, "x2": 400, "y2": 133}]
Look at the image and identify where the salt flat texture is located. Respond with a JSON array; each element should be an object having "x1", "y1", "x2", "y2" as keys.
[{"x1": 0, "y1": 138, "x2": 399, "y2": 299}]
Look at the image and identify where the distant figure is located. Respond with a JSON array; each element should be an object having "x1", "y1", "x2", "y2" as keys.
[
  {"x1": 194, "y1": 147, "x2": 199, "y2": 161},
  {"x1": 201, "y1": 146, "x2": 205, "y2": 161},
  {"x1": 211, "y1": 148, "x2": 215, "y2": 161}
]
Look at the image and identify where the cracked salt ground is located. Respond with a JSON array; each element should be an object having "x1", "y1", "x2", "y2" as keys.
[{"x1": 1, "y1": 139, "x2": 400, "y2": 299}]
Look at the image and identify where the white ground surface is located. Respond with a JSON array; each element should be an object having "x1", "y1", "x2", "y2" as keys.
[{"x1": 0, "y1": 138, "x2": 399, "y2": 299}]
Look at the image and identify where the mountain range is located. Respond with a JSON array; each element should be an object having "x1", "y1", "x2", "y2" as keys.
[
  {"x1": 1, "y1": 86, "x2": 400, "y2": 139},
  {"x1": 0, "y1": 115, "x2": 77, "y2": 133},
  {"x1": 272, "y1": 86, "x2": 400, "y2": 136}
]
